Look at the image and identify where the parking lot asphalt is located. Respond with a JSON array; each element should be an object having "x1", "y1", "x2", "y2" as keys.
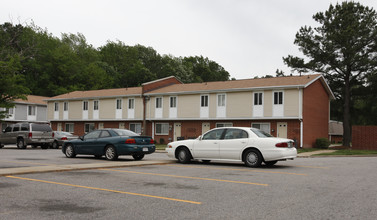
[{"x1": 0, "y1": 147, "x2": 340, "y2": 176}]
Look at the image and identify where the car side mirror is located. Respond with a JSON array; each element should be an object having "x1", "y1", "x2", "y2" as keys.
[
  {"x1": 79, "y1": 136, "x2": 84, "y2": 141},
  {"x1": 198, "y1": 135, "x2": 202, "y2": 141}
]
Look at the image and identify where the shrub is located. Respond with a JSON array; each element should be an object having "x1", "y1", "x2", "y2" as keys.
[
  {"x1": 159, "y1": 138, "x2": 165, "y2": 144},
  {"x1": 315, "y1": 138, "x2": 330, "y2": 149}
]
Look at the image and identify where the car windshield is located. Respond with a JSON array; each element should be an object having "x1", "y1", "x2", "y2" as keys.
[
  {"x1": 250, "y1": 128, "x2": 273, "y2": 138},
  {"x1": 113, "y1": 129, "x2": 139, "y2": 137}
]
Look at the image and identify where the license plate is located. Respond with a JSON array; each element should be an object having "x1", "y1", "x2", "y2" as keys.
[{"x1": 143, "y1": 147, "x2": 148, "y2": 152}]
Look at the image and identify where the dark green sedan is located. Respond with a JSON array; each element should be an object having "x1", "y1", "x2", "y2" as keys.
[{"x1": 62, "y1": 129, "x2": 155, "y2": 161}]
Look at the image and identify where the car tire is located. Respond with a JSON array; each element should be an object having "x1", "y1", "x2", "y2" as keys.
[
  {"x1": 265, "y1": 160, "x2": 278, "y2": 166},
  {"x1": 52, "y1": 141, "x2": 59, "y2": 149},
  {"x1": 17, "y1": 138, "x2": 26, "y2": 149},
  {"x1": 0, "y1": 143, "x2": 3, "y2": 148},
  {"x1": 244, "y1": 149, "x2": 263, "y2": 168},
  {"x1": 65, "y1": 144, "x2": 76, "y2": 158},
  {"x1": 105, "y1": 145, "x2": 118, "y2": 161},
  {"x1": 132, "y1": 154, "x2": 144, "y2": 161},
  {"x1": 177, "y1": 147, "x2": 191, "y2": 164},
  {"x1": 41, "y1": 144, "x2": 49, "y2": 149}
]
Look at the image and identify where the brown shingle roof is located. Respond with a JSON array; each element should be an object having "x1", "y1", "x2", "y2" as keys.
[
  {"x1": 47, "y1": 87, "x2": 142, "y2": 101},
  {"x1": 146, "y1": 74, "x2": 323, "y2": 94},
  {"x1": 14, "y1": 95, "x2": 48, "y2": 105}
]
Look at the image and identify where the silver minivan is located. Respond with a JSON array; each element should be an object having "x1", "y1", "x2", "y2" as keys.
[{"x1": 0, "y1": 123, "x2": 54, "y2": 149}]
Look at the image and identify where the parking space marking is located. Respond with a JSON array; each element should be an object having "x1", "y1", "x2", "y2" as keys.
[
  {"x1": 165, "y1": 164, "x2": 308, "y2": 176},
  {"x1": 5, "y1": 175, "x2": 201, "y2": 205},
  {"x1": 101, "y1": 168, "x2": 268, "y2": 186}
]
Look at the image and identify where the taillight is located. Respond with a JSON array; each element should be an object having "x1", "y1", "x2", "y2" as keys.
[
  {"x1": 150, "y1": 139, "x2": 154, "y2": 144},
  {"x1": 275, "y1": 142, "x2": 288, "y2": 148},
  {"x1": 52, "y1": 133, "x2": 55, "y2": 138},
  {"x1": 125, "y1": 139, "x2": 136, "y2": 144},
  {"x1": 28, "y1": 132, "x2": 32, "y2": 138},
  {"x1": 61, "y1": 137, "x2": 68, "y2": 141}
]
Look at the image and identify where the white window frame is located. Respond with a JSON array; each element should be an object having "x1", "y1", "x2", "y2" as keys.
[
  {"x1": 253, "y1": 92, "x2": 264, "y2": 117},
  {"x1": 28, "y1": 105, "x2": 36, "y2": 116},
  {"x1": 155, "y1": 97, "x2": 163, "y2": 118},
  {"x1": 200, "y1": 94, "x2": 209, "y2": 118},
  {"x1": 251, "y1": 123, "x2": 271, "y2": 134},
  {"x1": 169, "y1": 96, "x2": 177, "y2": 118},
  {"x1": 82, "y1": 101, "x2": 89, "y2": 119},
  {"x1": 116, "y1": 99, "x2": 123, "y2": 119},
  {"x1": 273, "y1": 90, "x2": 284, "y2": 117},
  {"x1": 93, "y1": 100, "x2": 99, "y2": 119},
  {"x1": 65, "y1": 123, "x2": 74, "y2": 133},
  {"x1": 84, "y1": 123, "x2": 95, "y2": 133},
  {"x1": 216, "y1": 122, "x2": 233, "y2": 128},
  {"x1": 63, "y1": 102, "x2": 69, "y2": 120},
  {"x1": 130, "y1": 123, "x2": 142, "y2": 134},
  {"x1": 155, "y1": 123, "x2": 169, "y2": 135},
  {"x1": 217, "y1": 94, "x2": 226, "y2": 118},
  {"x1": 128, "y1": 98, "x2": 135, "y2": 119}
]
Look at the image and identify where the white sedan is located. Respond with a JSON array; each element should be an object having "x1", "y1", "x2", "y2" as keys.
[{"x1": 166, "y1": 127, "x2": 297, "y2": 167}]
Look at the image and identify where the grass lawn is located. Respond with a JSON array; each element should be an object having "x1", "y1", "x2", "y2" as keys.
[
  {"x1": 315, "y1": 149, "x2": 377, "y2": 156},
  {"x1": 155, "y1": 144, "x2": 166, "y2": 150}
]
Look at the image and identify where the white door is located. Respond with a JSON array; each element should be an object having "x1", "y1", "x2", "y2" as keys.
[
  {"x1": 277, "y1": 122, "x2": 288, "y2": 138},
  {"x1": 174, "y1": 123, "x2": 181, "y2": 141},
  {"x1": 193, "y1": 128, "x2": 224, "y2": 159},
  {"x1": 202, "y1": 122, "x2": 210, "y2": 134}
]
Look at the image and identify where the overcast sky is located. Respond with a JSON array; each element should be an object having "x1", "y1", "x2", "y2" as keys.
[{"x1": 2, "y1": 0, "x2": 377, "y2": 79}]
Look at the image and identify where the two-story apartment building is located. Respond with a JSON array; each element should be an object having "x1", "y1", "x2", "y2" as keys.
[
  {"x1": 1, "y1": 95, "x2": 49, "y2": 131},
  {"x1": 46, "y1": 74, "x2": 334, "y2": 148}
]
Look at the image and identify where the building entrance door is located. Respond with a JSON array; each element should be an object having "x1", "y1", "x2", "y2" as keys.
[
  {"x1": 174, "y1": 123, "x2": 181, "y2": 141},
  {"x1": 277, "y1": 122, "x2": 288, "y2": 138}
]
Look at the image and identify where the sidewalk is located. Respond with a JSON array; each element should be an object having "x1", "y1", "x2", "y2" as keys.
[
  {"x1": 297, "y1": 150, "x2": 337, "y2": 158},
  {"x1": 0, "y1": 160, "x2": 175, "y2": 177}
]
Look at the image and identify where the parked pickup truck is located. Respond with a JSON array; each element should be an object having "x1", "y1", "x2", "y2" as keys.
[{"x1": 0, "y1": 123, "x2": 54, "y2": 149}]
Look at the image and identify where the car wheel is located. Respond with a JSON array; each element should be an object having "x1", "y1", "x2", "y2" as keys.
[
  {"x1": 94, "y1": 155, "x2": 102, "y2": 159},
  {"x1": 132, "y1": 154, "x2": 144, "y2": 161},
  {"x1": 244, "y1": 149, "x2": 262, "y2": 168},
  {"x1": 41, "y1": 144, "x2": 49, "y2": 149},
  {"x1": 65, "y1": 144, "x2": 76, "y2": 158},
  {"x1": 265, "y1": 160, "x2": 278, "y2": 166},
  {"x1": 0, "y1": 143, "x2": 3, "y2": 148},
  {"x1": 52, "y1": 141, "x2": 59, "y2": 149},
  {"x1": 105, "y1": 145, "x2": 118, "y2": 161},
  {"x1": 17, "y1": 138, "x2": 26, "y2": 149},
  {"x1": 177, "y1": 147, "x2": 191, "y2": 164}
]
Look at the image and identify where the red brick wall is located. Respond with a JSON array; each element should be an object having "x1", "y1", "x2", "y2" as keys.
[
  {"x1": 153, "y1": 120, "x2": 301, "y2": 145},
  {"x1": 303, "y1": 79, "x2": 330, "y2": 148},
  {"x1": 352, "y1": 126, "x2": 377, "y2": 150}
]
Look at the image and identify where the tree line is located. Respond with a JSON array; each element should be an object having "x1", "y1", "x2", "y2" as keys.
[{"x1": 0, "y1": 22, "x2": 230, "y2": 98}]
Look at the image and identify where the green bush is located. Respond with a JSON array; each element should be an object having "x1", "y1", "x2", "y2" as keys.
[{"x1": 315, "y1": 138, "x2": 330, "y2": 149}]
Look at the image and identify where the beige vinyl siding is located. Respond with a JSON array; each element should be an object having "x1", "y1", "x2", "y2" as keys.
[
  {"x1": 122, "y1": 98, "x2": 128, "y2": 118},
  {"x1": 68, "y1": 100, "x2": 82, "y2": 119},
  {"x1": 263, "y1": 91, "x2": 273, "y2": 117},
  {"x1": 177, "y1": 94, "x2": 200, "y2": 118},
  {"x1": 148, "y1": 98, "x2": 155, "y2": 119},
  {"x1": 209, "y1": 94, "x2": 217, "y2": 118},
  {"x1": 135, "y1": 97, "x2": 143, "y2": 119},
  {"x1": 58, "y1": 102, "x2": 63, "y2": 119},
  {"x1": 226, "y1": 92, "x2": 253, "y2": 118},
  {"x1": 88, "y1": 100, "x2": 93, "y2": 119},
  {"x1": 163, "y1": 96, "x2": 169, "y2": 118},
  {"x1": 284, "y1": 89, "x2": 300, "y2": 117},
  {"x1": 47, "y1": 102, "x2": 54, "y2": 120},
  {"x1": 99, "y1": 99, "x2": 115, "y2": 119}
]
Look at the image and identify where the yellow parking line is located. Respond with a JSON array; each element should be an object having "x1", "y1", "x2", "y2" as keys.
[
  {"x1": 101, "y1": 169, "x2": 268, "y2": 186},
  {"x1": 5, "y1": 175, "x2": 201, "y2": 205},
  {"x1": 165, "y1": 164, "x2": 308, "y2": 176}
]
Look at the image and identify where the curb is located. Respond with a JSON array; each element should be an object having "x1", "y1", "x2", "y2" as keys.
[{"x1": 0, "y1": 160, "x2": 175, "y2": 177}]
